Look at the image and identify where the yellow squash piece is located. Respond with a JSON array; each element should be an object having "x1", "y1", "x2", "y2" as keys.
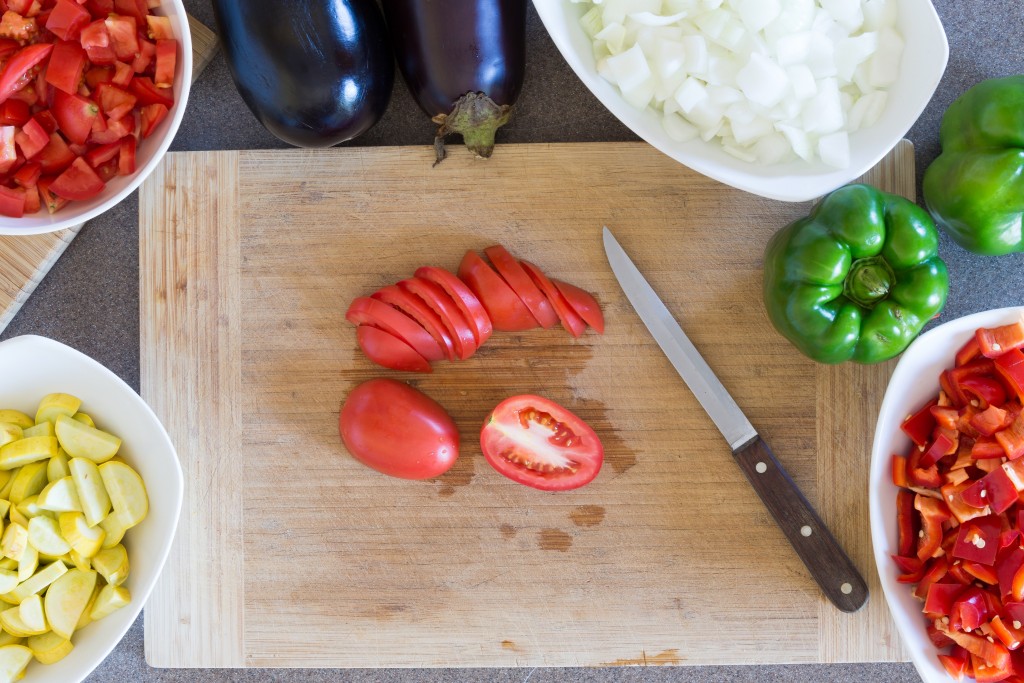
[
  {"x1": 0, "y1": 573, "x2": 16, "y2": 597},
  {"x1": 68, "y1": 458, "x2": 109, "y2": 527},
  {"x1": 58, "y1": 513, "x2": 104, "y2": 559},
  {"x1": 0, "y1": 413, "x2": 32, "y2": 431},
  {"x1": 72, "y1": 413, "x2": 94, "y2": 428},
  {"x1": 98, "y1": 461, "x2": 147, "y2": 528},
  {"x1": 0, "y1": 501, "x2": 8, "y2": 521},
  {"x1": 36, "y1": 477, "x2": 81, "y2": 514},
  {"x1": 0, "y1": 426, "x2": 21, "y2": 450},
  {"x1": 0, "y1": 471, "x2": 15, "y2": 502},
  {"x1": 15, "y1": 497, "x2": 45, "y2": 520},
  {"x1": 0, "y1": 526, "x2": 26, "y2": 563},
  {"x1": 8, "y1": 462, "x2": 49, "y2": 506},
  {"x1": 98, "y1": 512, "x2": 127, "y2": 549},
  {"x1": 26, "y1": 630, "x2": 71, "y2": 665},
  {"x1": 89, "y1": 583, "x2": 130, "y2": 622},
  {"x1": 0, "y1": 562, "x2": 11, "y2": 574},
  {"x1": 45, "y1": 451, "x2": 69, "y2": 483},
  {"x1": 16, "y1": 546, "x2": 35, "y2": 584},
  {"x1": 0, "y1": 644, "x2": 32, "y2": 680},
  {"x1": 67, "y1": 548, "x2": 91, "y2": 572},
  {"x1": 0, "y1": 633, "x2": 21, "y2": 648},
  {"x1": 43, "y1": 568, "x2": 96, "y2": 640},
  {"x1": 54, "y1": 415, "x2": 120, "y2": 464},
  {"x1": 0, "y1": 437, "x2": 57, "y2": 471},
  {"x1": 26, "y1": 518, "x2": 69, "y2": 558},
  {"x1": 20, "y1": 422, "x2": 52, "y2": 439},
  {"x1": 17, "y1": 595, "x2": 44, "y2": 634},
  {"x1": 1, "y1": 560, "x2": 66, "y2": 605},
  {"x1": 34, "y1": 393, "x2": 81, "y2": 427},
  {"x1": 92, "y1": 545, "x2": 128, "y2": 586},
  {"x1": 0, "y1": 607, "x2": 45, "y2": 637}
]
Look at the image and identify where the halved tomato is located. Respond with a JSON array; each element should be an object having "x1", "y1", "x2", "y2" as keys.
[
  {"x1": 371, "y1": 284, "x2": 455, "y2": 361},
  {"x1": 415, "y1": 266, "x2": 492, "y2": 346},
  {"x1": 398, "y1": 277, "x2": 477, "y2": 361},
  {"x1": 345, "y1": 296, "x2": 444, "y2": 363},
  {"x1": 355, "y1": 325, "x2": 431, "y2": 374},
  {"x1": 520, "y1": 260, "x2": 586, "y2": 338},
  {"x1": 480, "y1": 395, "x2": 604, "y2": 491},
  {"x1": 483, "y1": 245, "x2": 559, "y2": 329},
  {"x1": 457, "y1": 249, "x2": 537, "y2": 332},
  {"x1": 553, "y1": 279, "x2": 605, "y2": 334}
]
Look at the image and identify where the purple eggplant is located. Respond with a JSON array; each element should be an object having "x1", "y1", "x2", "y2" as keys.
[
  {"x1": 381, "y1": 0, "x2": 527, "y2": 164},
  {"x1": 213, "y1": 0, "x2": 394, "y2": 148}
]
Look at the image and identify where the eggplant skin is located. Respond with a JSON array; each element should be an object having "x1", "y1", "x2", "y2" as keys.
[
  {"x1": 213, "y1": 0, "x2": 394, "y2": 148},
  {"x1": 381, "y1": 0, "x2": 526, "y2": 117}
]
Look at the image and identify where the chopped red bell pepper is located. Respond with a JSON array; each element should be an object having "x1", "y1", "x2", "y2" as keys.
[
  {"x1": 939, "y1": 646, "x2": 970, "y2": 681},
  {"x1": 993, "y1": 615, "x2": 1024, "y2": 650},
  {"x1": 892, "y1": 554, "x2": 926, "y2": 583},
  {"x1": 909, "y1": 443, "x2": 943, "y2": 488},
  {"x1": 903, "y1": 399, "x2": 939, "y2": 447},
  {"x1": 979, "y1": 323, "x2": 1024, "y2": 359},
  {"x1": 944, "y1": 480, "x2": 993, "y2": 524},
  {"x1": 916, "y1": 557, "x2": 951, "y2": 601},
  {"x1": 954, "y1": 515, "x2": 1002, "y2": 565},
  {"x1": 926, "y1": 581, "x2": 968, "y2": 616},
  {"x1": 976, "y1": 437, "x2": 1008, "y2": 460},
  {"x1": 933, "y1": 405, "x2": 962, "y2": 430},
  {"x1": 963, "y1": 469, "x2": 1020, "y2": 515},
  {"x1": 952, "y1": 587, "x2": 997, "y2": 631},
  {"x1": 918, "y1": 495, "x2": 953, "y2": 561},
  {"x1": 976, "y1": 405, "x2": 1014, "y2": 437},
  {"x1": 963, "y1": 375, "x2": 1010, "y2": 409},
  {"x1": 923, "y1": 430, "x2": 959, "y2": 468},
  {"x1": 893, "y1": 454, "x2": 909, "y2": 488},
  {"x1": 964, "y1": 561, "x2": 1002, "y2": 585},
  {"x1": 996, "y1": 349, "x2": 1024, "y2": 404},
  {"x1": 959, "y1": 336, "x2": 984, "y2": 367},
  {"x1": 943, "y1": 623, "x2": 1012, "y2": 670},
  {"x1": 998, "y1": 415, "x2": 1024, "y2": 461}
]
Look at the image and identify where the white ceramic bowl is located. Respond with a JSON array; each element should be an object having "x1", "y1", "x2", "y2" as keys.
[
  {"x1": 533, "y1": 0, "x2": 949, "y2": 202},
  {"x1": 0, "y1": 335, "x2": 182, "y2": 682},
  {"x1": 0, "y1": 1, "x2": 192, "y2": 235},
  {"x1": 870, "y1": 307, "x2": 1024, "y2": 683}
]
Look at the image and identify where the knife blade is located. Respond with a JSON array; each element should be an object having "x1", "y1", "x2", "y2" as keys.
[{"x1": 603, "y1": 227, "x2": 868, "y2": 613}]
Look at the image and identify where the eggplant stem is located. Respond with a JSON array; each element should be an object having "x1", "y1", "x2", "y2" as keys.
[{"x1": 431, "y1": 92, "x2": 512, "y2": 167}]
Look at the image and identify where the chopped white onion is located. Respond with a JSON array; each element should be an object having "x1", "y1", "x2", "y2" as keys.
[{"x1": 575, "y1": 0, "x2": 902, "y2": 168}]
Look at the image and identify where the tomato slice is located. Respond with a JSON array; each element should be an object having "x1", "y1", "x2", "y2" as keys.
[
  {"x1": 52, "y1": 89, "x2": 99, "y2": 145},
  {"x1": 95, "y1": 83, "x2": 136, "y2": 121},
  {"x1": 398, "y1": 277, "x2": 477, "y2": 361},
  {"x1": 139, "y1": 102, "x2": 168, "y2": 138},
  {"x1": 483, "y1": 245, "x2": 559, "y2": 329},
  {"x1": 355, "y1": 325, "x2": 431, "y2": 374},
  {"x1": 520, "y1": 260, "x2": 586, "y2": 338},
  {"x1": 480, "y1": 395, "x2": 604, "y2": 491},
  {"x1": 552, "y1": 279, "x2": 605, "y2": 334},
  {"x1": 0, "y1": 43, "x2": 53, "y2": 105},
  {"x1": 372, "y1": 284, "x2": 455, "y2": 362},
  {"x1": 457, "y1": 249, "x2": 537, "y2": 332},
  {"x1": 154, "y1": 38, "x2": 176, "y2": 89},
  {"x1": 117, "y1": 135, "x2": 135, "y2": 176},
  {"x1": 345, "y1": 296, "x2": 444, "y2": 363},
  {"x1": 414, "y1": 266, "x2": 492, "y2": 346},
  {"x1": 49, "y1": 156, "x2": 104, "y2": 201},
  {"x1": 46, "y1": 0, "x2": 91, "y2": 42},
  {"x1": 44, "y1": 40, "x2": 88, "y2": 96}
]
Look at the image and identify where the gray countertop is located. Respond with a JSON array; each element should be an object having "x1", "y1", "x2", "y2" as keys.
[{"x1": 8, "y1": 0, "x2": 1019, "y2": 681}]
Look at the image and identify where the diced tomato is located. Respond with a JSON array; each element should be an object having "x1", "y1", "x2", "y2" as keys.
[
  {"x1": 113, "y1": 0, "x2": 147, "y2": 23},
  {"x1": 84, "y1": 0, "x2": 114, "y2": 16},
  {"x1": 21, "y1": 184, "x2": 38, "y2": 213},
  {"x1": 112, "y1": 60, "x2": 131, "y2": 86},
  {"x1": 36, "y1": 176, "x2": 67, "y2": 213},
  {"x1": 45, "y1": 0, "x2": 90, "y2": 41},
  {"x1": 32, "y1": 110, "x2": 56, "y2": 135},
  {"x1": 12, "y1": 160, "x2": 38, "y2": 188},
  {"x1": 6, "y1": 0, "x2": 34, "y2": 15},
  {"x1": 117, "y1": 133, "x2": 133, "y2": 174},
  {"x1": 0, "y1": 124, "x2": 15, "y2": 175},
  {"x1": 84, "y1": 65, "x2": 113, "y2": 89},
  {"x1": 145, "y1": 14, "x2": 173, "y2": 40},
  {"x1": 903, "y1": 399, "x2": 939, "y2": 447},
  {"x1": 51, "y1": 89, "x2": 98, "y2": 145},
  {"x1": 80, "y1": 20, "x2": 116, "y2": 65},
  {"x1": 0, "y1": 98, "x2": 27, "y2": 126},
  {"x1": 154, "y1": 38, "x2": 174, "y2": 88},
  {"x1": 997, "y1": 350, "x2": 1024, "y2": 404},
  {"x1": 0, "y1": 43, "x2": 53, "y2": 105},
  {"x1": 87, "y1": 109, "x2": 129, "y2": 144},
  {"x1": 918, "y1": 495, "x2": 953, "y2": 561},
  {"x1": 128, "y1": 75, "x2": 171, "y2": 107},
  {"x1": 139, "y1": 101, "x2": 165, "y2": 138},
  {"x1": 44, "y1": 40, "x2": 87, "y2": 95},
  {"x1": 94, "y1": 82, "x2": 135, "y2": 120},
  {"x1": 131, "y1": 37, "x2": 153, "y2": 73},
  {"x1": 980, "y1": 323, "x2": 1024, "y2": 359},
  {"x1": 48, "y1": 155, "x2": 103, "y2": 200},
  {"x1": 0, "y1": 11, "x2": 37, "y2": 42},
  {"x1": 36, "y1": 132, "x2": 74, "y2": 174},
  {"x1": 104, "y1": 14, "x2": 138, "y2": 61},
  {"x1": 953, "y1": 515, "x2": 1002, "y2": 565},
  {"x1": 84, "y1": 139, "x2": 119, "y2": 167},
  {"x1": 14, "y1": 117, "x2": 47, "y2": 159},
  {"x1": 93, "y1": 156, "x2": 117, "y2": 182},
  {"x1": 0, "y1": 184, "x2": 24, "y2": 217}
]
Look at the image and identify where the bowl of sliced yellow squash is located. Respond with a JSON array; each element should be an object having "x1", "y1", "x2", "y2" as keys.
[{"x1": 0, "y1": 335, "x2": 181, "y2": 682}]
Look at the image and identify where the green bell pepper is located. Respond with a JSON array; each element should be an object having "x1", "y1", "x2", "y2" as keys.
[
  {"x1": 923, "y1": 75, "x2": 1024, "y2": 255},
  {"x1": 763, "y1": 184, "x2": 949, "y2": 365}
]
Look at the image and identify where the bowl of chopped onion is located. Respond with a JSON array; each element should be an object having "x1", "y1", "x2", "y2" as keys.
[{"x1": 534, "y1": 0, "x2": 948, "y2": 202}]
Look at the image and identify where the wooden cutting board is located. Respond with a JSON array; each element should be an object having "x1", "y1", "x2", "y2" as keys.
[
  {"x1": 0, "y1": 15, "x2": 217, "y2": 334},
  {"x1": 140, "y1": 141, "x2": 914, "y2": 668}
]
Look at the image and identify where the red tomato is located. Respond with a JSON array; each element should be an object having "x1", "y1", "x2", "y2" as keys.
[
  {"x1": 457, "y1": 249, "x2": 537, "y2": 332},
  {"x1": 339, "y1": 378, "x2": 458, "y2": 479},
  {"x1": 520, "y1": 260, "x2": 586, "y2": 338},
  {"x1": 371, "y1": 284, "x2": 455, "y2": 361},
  {"x1": 51, "y1": 90, "x2": 99, "y2": 145},
  {"x1": 414, "y1": 266, "x2": 492, "y2": 346},
  {"x1": 0, "y1": 185, "x2": 25, "y2": 217},
  {"x1": 480, "y1": 395, "x2": 603, "y2": 491},
  {"x1": 398, "y1": 277, "x2": 477, "y2": 361},
  {"x1": 0, "y1": 43, "x2": 53, "y2": 105},
  {"x1": 483, "y1": 245, "x2": 559, "y2": 328},
  {"x1": 95, "y1": 83, "x2": 136, "y2": 121},
  {"x1": 553, "y1": 279, "x2": 605, "y2": 334},
  {"x1": 139, "y1": 102, "x2": 168, "y2": 138},
  {"x1": 154, "y1": 38, "x2": 176, "y2": 88},
  {"x1": 49, "y1": 156, "x2": 104, "y2": 200},
  {"x1": 44, "y1": 40, "x2": 88, "y2": 96},
  {"x1": 0, "y1": 99, "x2": 29, "y2": 127},
  {"x1": 346, "y1": 296, "x2": 444, "y2": 363},
  {"x1": 46, "y1": 0, "x2": 91, "y2": 42},
  {"x1": 355, "y1": 325, "x2": 431, "y2": 374}
]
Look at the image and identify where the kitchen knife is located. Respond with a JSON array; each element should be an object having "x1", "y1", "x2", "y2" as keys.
[{"x1": 603, "y1": 227, "x2": 868, "y2": 613}]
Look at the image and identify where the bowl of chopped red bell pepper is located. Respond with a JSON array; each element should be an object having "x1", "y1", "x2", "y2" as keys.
[
  {"x1": 0, "y1": 0, "x2": 191, "y2": 235},
  {"x1": 871, "y1": 307, "x2": 1024, "y2": 683}
]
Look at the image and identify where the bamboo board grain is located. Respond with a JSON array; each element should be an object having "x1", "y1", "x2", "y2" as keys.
[
  {"x1": 0, "y1": 14, "x2": 216, "y2": 335},
  {"x1": 141, "y1": 141, "x2": 913, "y2": 668}
]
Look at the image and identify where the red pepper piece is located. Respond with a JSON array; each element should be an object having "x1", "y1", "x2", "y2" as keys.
[
  {"x1": 931, "y1": 624, "x2": 958, "y2": 649},
  {"x1": 892, "y1": 554, "x2": 926, "y2": 583},
  {"x1": 939, "y1": 647, "x2": 970, "y2": 681},
  {"x1": 959, "y1": 336, "x2": 984, "y2": 366},
  {"x1": 915, "y1": 557, "x2": 950, "y2": 600},
  {"x1": 999, "y1": 549, "x2": 1024, "y2": 601},
  {"x1": 996, "y1": 349, "x2": 1024, "y2": 404},
  {"x1": 998, "y1": 414, "x2": 1024, "y2": 460},
  {"x1": 903, "y1": 399, "x2": 939, "y2": 446},
  {"x1": 954, "y1": 515, "x2": 1002, "y2": 565},
  {"x1": 897, "y1": 489, "x2": 917, "y2": 556},
  {"x1": 922, "y1": 430, "x2": 959, "y2": 468},
  {"x1": 909, "y1": 443, "x2": 943, "y2": 488},
  {"x1": 944, "y1": 481, "x2": 993, "y2": 523},
  {"x1": 976, "y1": 405, "x2": 1013, "y2": 437},
  {"x1": 963, "y1": 375, "x2": 1011, "y2": 410},
  {"x1": 965, "y1": 561, "x2": 1001, "y2": 585},
  {"x1": 918, "y1": 495, "x2": 953, "y2": 561},
  {"x1": 993, "y1": 615, "x2": 1024, "y2": 650},
  {"x1": 925, "y1": 581, "x2": 968, "y2": 616},
  {"x1": 963, "y1": 469, "x2": 1020, "y2": 515},
  {"x1": 979, "y1": 322, "x2": 1024, "y2": 359},
  {"x1": 972, "y1": 652, "x2": 1014, "y2": 682},
  {"x1": 932, "y1": 405, "x2": 962, "y2": 430},
  {"x1": 952, "y1": 586, "x2": 995, "y2": 631},
  {"x1": 976, "y1": 437, "x2": 1008, "y2": 460},
  {"x1": 892, "y1": 454, "x2": 909, "y2": 488},
  {"x1": 943, "y1": 370, "x2": 967, "y2": 409}
]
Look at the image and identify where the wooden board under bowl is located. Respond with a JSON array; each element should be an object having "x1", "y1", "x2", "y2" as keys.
[{"x1": 140, "y1": 140, "x2": 913, "y2": 668}]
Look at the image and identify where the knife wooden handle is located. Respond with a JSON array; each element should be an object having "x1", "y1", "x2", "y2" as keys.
[{"x1": 733, "y1": 436, "x2": 868, "y2": 613}]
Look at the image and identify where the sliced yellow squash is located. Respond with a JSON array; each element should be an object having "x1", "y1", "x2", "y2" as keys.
[{"x1": 54, "y1": 416, "x2": 120, "y2": 464}]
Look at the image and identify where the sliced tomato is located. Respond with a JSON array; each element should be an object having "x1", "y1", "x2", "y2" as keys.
[
  {"x1": 0, "y1": 43, "x2": 53, "y2": 105},
  {"x1": 117, "y1": 134, "x2": 134, "y2": 175},
  {"x1": 84, "y1": 140, "x2": 120, "y2": 168},
  {"x1": 345, "y1": 296, "x2": 444, "y2": 363},
  {"x1": 139, "y1": 101, "x2": 167, "y2": 138},
  {"x1": 398, "y1": 277, "x2": 477, "y2": 361},
  {"x1": 154, "y1": 38, "x2": 175, "y2": 88},
  {"x1": 45, "y1": 0, "x2": 90, "y2": 42},
  {"x1": 481, "y1": 395, "x2": 603, "y2": 492},
  {"x1": 52, "y1": 89, "x2": 99, "y2": 145},
  {"x1": 371, "y1": 284, "x2": 455, "y2": 361},
  {"x1": 49, "y1": 155, "x2": 104, "y2": 200},
  {"x1": 129, "y1": 76, "x2": 172, "y2": 107},
  {"x1": 553, "y1": 278, "x2": 605, "y2": 334},
  {"x1": 0, "y1": 99, "x2": 28, "y2": 126},
  {"x1": 0, "y1": 184, "x2": 25, "y2": 217},
  {"x1": 131, "y1": 37, "x2": 155, "y2": 74},
  {"x1": 111, "y1": 60, "x2": 133, "y2": 87},
  {"x1": 457, "y1": 249, "x2": 537, "y2": 332},
  {"x1": 45, "y1": 40, "x2": 87, "y2": 95},
  {"x1": 355, "y1": 325, "x2": 431, "y2": 374},
  {"x1": 80, "y1": 20, "x2": 116, "y2": 65},
  {"x1": 105, "y1": 14, "x2": 139, "y2": 62},
  {"x1": 414, "y1": 266, "x2": 492, "y2": 346},
  {"x1": 520, "y1": 260, "x2": 586, "y2": 338},
  {"x1": 484, "y1": 245, "x2": 559, "y2": 329},
  {"x1": 95, "y1": 83, "x2": 135, "y2": 121}
]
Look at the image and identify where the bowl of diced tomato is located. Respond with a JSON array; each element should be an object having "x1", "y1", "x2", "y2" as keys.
[
  {"x1": 0, "y1": 0, "x2": 191, "y2": 235},
  {"x1": 871, "y1": 307, "x2": 1024, "y2": 683}
]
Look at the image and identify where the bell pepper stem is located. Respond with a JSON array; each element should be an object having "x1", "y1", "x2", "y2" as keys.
[{"x1": 844, "y1": 256, "x2": 895, "y2": 308}]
